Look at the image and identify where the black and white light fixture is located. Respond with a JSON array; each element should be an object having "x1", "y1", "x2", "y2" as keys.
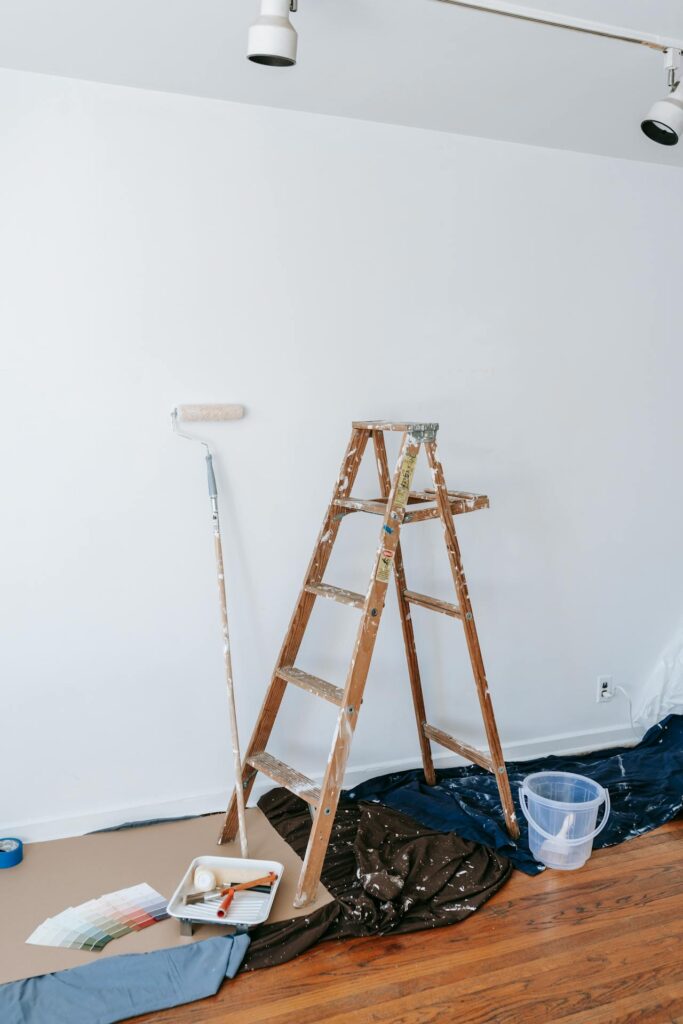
[
  {"x1": 433, "y1": 0, "x2": 683, "y2": 147},
  {"x1": 247, "y1": 0, "x2": 298, "y2": 67},
  {"x1": 245, "y1": 0, "x2": 683, "y2": 147},
  {"x1": 642, "y1": 48, "x2": 683, "y2": 146}
]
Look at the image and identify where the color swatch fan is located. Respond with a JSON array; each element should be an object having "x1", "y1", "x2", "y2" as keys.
[{"x1": 26, "y1": 883, "x2": 168, "y2": 952}]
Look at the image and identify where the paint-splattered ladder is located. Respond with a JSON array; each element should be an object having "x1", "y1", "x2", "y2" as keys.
[{"x1": 219, "y1": 421, "x2": 519, "y2": 907}]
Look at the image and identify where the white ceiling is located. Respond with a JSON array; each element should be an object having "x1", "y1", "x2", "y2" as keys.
[{"x1": 0, "y1": 0, "x2": 682, "y2": 166}]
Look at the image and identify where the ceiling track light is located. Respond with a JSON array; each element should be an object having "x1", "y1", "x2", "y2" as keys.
[
  {"x1": 433, "y1": 0, "x2": 683, "y2": 146},
  {"x1": 642, "y1": 48, "x2": 683, "y2": 147},
  {"x1": 247, "y1": 0, "x2": 298, "y2": 68}
]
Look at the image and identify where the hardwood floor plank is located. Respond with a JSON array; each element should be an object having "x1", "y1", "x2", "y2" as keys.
[
  {"x1": 131, "y1": 819, "x2": 683, "y2": 1024},
  {"x1": 230, "y1": 917, "x2": 683, "y2": 1024},
  {"x1": 203, "y1": 893, "x2": 683, "y2": 1024},
  {"x1": 557, "y1": 982, "x2": 683, "y2": 1024}
]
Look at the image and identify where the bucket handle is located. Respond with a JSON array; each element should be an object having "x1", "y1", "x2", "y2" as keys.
[{"x1": 519, "y1": 783, "x2": 611, "y2": 846}]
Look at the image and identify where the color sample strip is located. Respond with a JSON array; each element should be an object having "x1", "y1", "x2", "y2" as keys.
[{"x1": 26, "y1": 883, "x2": 168, "y2": 951}]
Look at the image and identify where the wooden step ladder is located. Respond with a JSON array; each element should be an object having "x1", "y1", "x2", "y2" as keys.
[{"x1": 219, "y1": 420, "x2": 520, "y2": 906}]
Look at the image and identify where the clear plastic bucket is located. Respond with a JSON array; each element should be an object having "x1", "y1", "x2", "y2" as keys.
[{"x1": 519, "y1": 771, "x2": 610, "y2": 870}]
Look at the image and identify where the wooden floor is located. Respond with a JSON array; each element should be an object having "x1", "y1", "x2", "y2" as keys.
[{"x1": 134, "y1": 819, "x2": 683, "y2": 1024}]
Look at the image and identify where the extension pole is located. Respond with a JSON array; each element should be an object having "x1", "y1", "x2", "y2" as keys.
[
  {"x1": 206, "y1": 451, "x2": 249, "y2": 859},
  {"x1": 172, "y1": 404, "x2": 248, "y2": 858}
]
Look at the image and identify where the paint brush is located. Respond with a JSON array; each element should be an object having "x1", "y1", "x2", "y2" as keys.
[
  {"x1": 183, "y1": 882, "x2": 273, "y2": 906},
  {"x1": 216, "y1": 872, "x2": 278, "y2": 918}
]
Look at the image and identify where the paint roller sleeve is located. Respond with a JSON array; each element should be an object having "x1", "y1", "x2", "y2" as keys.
[{"x1": 176, "y1": 404, "x2": 244, "y2": 422}]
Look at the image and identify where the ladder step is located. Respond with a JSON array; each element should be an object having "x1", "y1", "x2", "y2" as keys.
[
  {"x1": 246, "y1": 752, "x2": 321, "y2": 806},
  {"x1": 423, "y1": 724, "x2": 493, "y2": 771},
  {"x1": 304, "y1": 582, "x2": 365, "y2": 609},
  {"x1": 334, "y1": 497, "x2": 388, "y2": 515},
  {"x1": 404, "y1": 590, "x2": 462, "y2": 618},
  {"x1": 333, "y1": 492, "x2": 488, "y2": 522},
  {"x1": 278, "y1": 666, "x2": 344, "y2": 707},
  {"x1": 404, "y1": 491, "x2": 489, "y2": 523}
]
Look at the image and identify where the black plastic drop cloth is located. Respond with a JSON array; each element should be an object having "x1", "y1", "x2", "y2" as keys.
[{"x1": 244, "y1": 792, "x2": 510, "y2": 970}]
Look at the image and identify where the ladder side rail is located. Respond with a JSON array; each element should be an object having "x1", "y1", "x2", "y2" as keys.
[
  {"x1": 372, "y1": 430, "x2": 436, "y2": 785},
  {"x1": 219, "y1": 427, "x2": 369, "y2": 844},
  {"x1": 423, "y1": 440, "x2": 520, "y2": 840},
  {"x1": 294, "y1": 432, "x2": 421, "y2": 905}
]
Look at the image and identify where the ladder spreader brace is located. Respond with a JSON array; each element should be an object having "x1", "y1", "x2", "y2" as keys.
[{"x1": 219, "y1": 420, "x2": 519, "y2": 907}]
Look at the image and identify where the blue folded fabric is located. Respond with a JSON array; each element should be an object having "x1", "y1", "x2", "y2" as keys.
[
  {"x1": 1, "y1": 933, "x2": 250, "y2": 1024},
  {"x1": 345, "y1": 716, "x2": 683, "y2": 874}
]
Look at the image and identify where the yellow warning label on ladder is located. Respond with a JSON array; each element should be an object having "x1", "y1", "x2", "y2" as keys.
[
  {"x1": 376, "y1": 547, "x2": 395, "y2": 583},
  {"x1": 394, "y1": 453, "x2": 417, "y2": 509}
]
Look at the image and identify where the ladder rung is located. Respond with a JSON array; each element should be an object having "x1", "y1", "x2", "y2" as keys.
[
  {"x1": 333, "y1": 492, "x2": 488, "y2": 522},
  {"x1": 334, "y1": 497, "x2": 388, "y2": 515},
  {"x1": 405, "y1": 491, "x2": 489, "y2": 523},
  {"x1": 278, "y1": 666, "x2": 344, "y2": 707},
  {"x1": 423, "y1": 724, "x2": 493, "y2": 771},
  {"x1": 246, "y1": 752, "x2": 321, "y2": 806},
  {"x1": 404, "y1": 590, "x2": 462, "y2": 618},
  {"x1": 334, "y1": 495, "x2": 432, "y2": 516},
  {"x1": 407, "y1": 490, "x2": 440, "y2": 503},
  {"x1": 304, "y1": 582, "x2": 365, "y2": 609}
]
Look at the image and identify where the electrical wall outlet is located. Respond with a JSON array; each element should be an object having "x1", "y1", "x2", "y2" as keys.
[{"x1": 596, "y1": 675, "x2": 615, "y2": 703}]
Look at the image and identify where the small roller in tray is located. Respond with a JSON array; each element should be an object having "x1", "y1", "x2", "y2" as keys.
[{"x1": 167, "y1": 855, "x2": 284, "y2": 936}]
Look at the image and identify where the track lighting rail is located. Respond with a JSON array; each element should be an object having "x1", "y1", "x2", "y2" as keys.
[{"x1": 433, "y1": 0, "x2": 683, "y2": 54}]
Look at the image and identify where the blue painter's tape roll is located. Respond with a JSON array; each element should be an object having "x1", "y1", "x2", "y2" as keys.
[{"x1": 0, "y1": 838, "x2": 23, "y2": 868}]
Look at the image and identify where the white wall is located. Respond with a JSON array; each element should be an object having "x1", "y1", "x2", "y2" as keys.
[{"x1": 1, "y1": 69, "x2": 682, "y2": 841}]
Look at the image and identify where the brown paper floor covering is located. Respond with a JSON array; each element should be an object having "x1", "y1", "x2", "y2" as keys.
[{"x1": 0, "y1": 808, "x2": 332, "y2": 985}]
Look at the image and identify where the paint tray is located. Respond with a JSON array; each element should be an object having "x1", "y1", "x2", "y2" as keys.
[{"x1": 167, "y1": 855, "x2": 284, "y2": 933}]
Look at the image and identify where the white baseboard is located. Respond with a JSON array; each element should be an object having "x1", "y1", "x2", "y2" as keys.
[{"x1": 6, "y1": 722, "x2": 638, "y2": 844}]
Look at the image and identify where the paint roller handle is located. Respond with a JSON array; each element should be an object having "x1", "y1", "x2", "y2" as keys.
[
  {"x1": 217, "y1": 888, "x2": 236, "y2": 917},
  {"x1": 206, "y1": 453, "x2": 218, "y2": 499},
  {"x1": 215, "y1": 872, "x2": 278, "y2": 918},
  {"x1": 230, "y1": 871, "x2": 278, "y2": 892}
]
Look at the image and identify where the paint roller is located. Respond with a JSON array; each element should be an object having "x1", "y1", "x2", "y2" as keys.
[
  {"x1": 175, "y1": 405, "x2": 244, "y2": 423},
  {"x1": 171, "y1": 403, "x2": 249, "y2": 858}
]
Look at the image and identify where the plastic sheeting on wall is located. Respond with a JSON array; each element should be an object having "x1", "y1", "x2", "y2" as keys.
[{"x1": 634, "y1": 622, "x2": 683, "y2": 729}]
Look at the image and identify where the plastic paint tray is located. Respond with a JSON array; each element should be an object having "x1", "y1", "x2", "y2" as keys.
[{"x1": 167, "y1": 855, "x2": 284, "y2": 931}]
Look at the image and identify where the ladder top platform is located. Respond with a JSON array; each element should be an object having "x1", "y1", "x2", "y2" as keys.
[{"x1": 353, "y1": 420, "x2": 439, "y2": 436}]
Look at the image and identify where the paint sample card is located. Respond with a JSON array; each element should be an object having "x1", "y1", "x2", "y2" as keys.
[{"x1": 26, "y1": 883, "x2": 168, "y2": 951}]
